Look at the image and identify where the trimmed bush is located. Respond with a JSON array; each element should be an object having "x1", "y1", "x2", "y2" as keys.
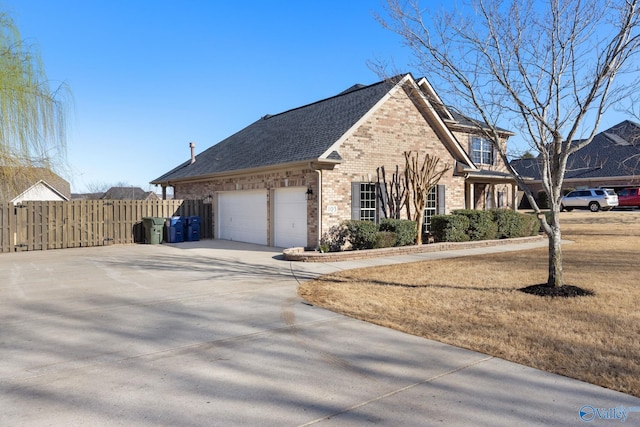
[
  {"x1": 523, "y1": 212, "x2": 541, "y2": 236},
  {"x1": 491, "y1": 208, "x2": 542, "y2": 238},
  {"x1": 379, "y1": 218, "x2": 417, "y2": 246},
  {"x1": 491, "y1": 208, "x2": 524, "y2": 238},
  {"x1": 319, "y1": 223, "x2": 348, "y2": 252},
  {"x1": 431, "y1": 215, "x2": 470, "y2": 242},
  {"x1": 374, "y1": 231, "x2": 398, "y2": 249},
  {"x1": 343, "y1": 220, "x2": 379, "y2": 250},
  {"x1": 451, "y1": 209, "x2": 498, "y2": 241}
]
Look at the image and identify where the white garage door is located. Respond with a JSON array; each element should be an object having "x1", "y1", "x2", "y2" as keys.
[
  {"x1": 274, "y1": 187, "x2": 308, "y2": 248},
  {"x1": 218, "y1": 191, "x2": 267, "y2": 245}
]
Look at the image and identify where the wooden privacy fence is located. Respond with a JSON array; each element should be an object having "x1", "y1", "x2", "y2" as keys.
[{"x1": 0, "y1": 199, "x2": 212, "y2": 253}]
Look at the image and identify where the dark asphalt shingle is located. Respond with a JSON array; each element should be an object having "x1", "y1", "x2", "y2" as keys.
[
  {"x1": 152, "y1": 78, "x2": 397, "y2": 183},
  {"x1": 510, "y1": 120, "x2": 640, "y2": 181}
]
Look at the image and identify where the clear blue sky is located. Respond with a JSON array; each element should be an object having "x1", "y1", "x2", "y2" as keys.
[
  {"x1": 3, "y1": 1, "x2": 629, "y2": 194},
  {"x1": 4, "y1": 0, "x2": 418, "y2": 193}
]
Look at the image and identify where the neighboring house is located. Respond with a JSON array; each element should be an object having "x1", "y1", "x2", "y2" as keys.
[
  {"x1": 101, "y1": 187, "x2": 159, "y2": 201},
  {"x1": 71, "y1": 192, "x2": 106, "y2": 200},
  {"x1": 511, "y1": 120, "x2": 640, "y2": 203},
  {"x1": 151, "y1": 73, "x2": 517, "y2": 248},
  {"x1": 0, "y1": 167, "x2": 71, "y2": 205},
  {"x1": 72, "y1": 187, "x2": 160, "y2": 200}
]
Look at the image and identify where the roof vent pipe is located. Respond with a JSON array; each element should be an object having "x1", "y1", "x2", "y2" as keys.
[{"x1": 189, "y1": 142, "x2": 196, "y2": 164}]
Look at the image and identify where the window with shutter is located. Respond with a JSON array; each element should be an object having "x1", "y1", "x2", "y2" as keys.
[{"x1": 351, "y1": 182, "x2": 377, "y2": 221}]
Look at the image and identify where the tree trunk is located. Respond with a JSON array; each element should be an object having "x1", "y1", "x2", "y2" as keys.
[
  {"x1": 415, "y1": 214, "x2": 424, "y2": 245},
  {"x1": 546, "y1": 208, "x2": 564, "y2": 288},
  {"x1": 547, "y1": 227, "x2": 564, "y2": 287}
]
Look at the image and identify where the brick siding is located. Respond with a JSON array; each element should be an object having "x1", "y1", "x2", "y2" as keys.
[{"x1": 174, "y1": 87, "x2": 503, "y2": 248}]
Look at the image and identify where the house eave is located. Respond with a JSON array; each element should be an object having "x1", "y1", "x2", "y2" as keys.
[
  {"x1": 462, "y1": 168, "x2": 519, "y2": 183},
  {"x1": 448, "y1": 122, "x2": 516, "y2": 138},
  {"x1": 151, "y1": 158, "x2": 342, "y2": 187}
]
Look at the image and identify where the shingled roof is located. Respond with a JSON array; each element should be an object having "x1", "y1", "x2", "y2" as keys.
[
  {"x1": 0, "y1": 167, "x2": 71, "y2": 201},
  {"x1": 510, "y1": 120, "x2": 640, "y2": 180},
  {"x1": 101, "y1": 186, "x2": 159, "y2": 200},
  {"x1": 152, "y1": 77, "x2": 400, "y2": 184}
]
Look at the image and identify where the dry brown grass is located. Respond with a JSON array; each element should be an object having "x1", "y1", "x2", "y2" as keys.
[{"x1": 298, "y1": 211, "x2": 640, "y2": 397}]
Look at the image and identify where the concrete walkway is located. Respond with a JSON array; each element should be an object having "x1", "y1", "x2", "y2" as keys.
[{"x1": 0, "y1": 240, "x2": 638, "y2": 426}]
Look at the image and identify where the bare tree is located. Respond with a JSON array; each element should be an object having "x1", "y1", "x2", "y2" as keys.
[
  {"x1": 378, "y1": 0, "x2": 640, "y2": 287},
  {"x1": 0, "y1": 12, "x2": 70, "y2": 193},
  {"x1": 376, "y1": 165, "x2": 406, "y2": 219},
  {"x1": 403, "y1": 151, "x2": 450, "y2": 244}
]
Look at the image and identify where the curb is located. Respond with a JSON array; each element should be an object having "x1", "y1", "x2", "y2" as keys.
[{"x1": 283, "y1": 235, "x2": 547, "y2": 262}]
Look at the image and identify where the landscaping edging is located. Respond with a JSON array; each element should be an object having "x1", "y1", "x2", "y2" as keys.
[{"x1": 283, "y1": 235, "x2": 547, "y2": 262}]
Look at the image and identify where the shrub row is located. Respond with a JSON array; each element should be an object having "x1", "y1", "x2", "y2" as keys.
[
  {"x1": 320, "y1": 219, "x2": 418, "y2": 251},
  {"x1": 431, "y1": 209, "x2": 540, "y2": 242}
]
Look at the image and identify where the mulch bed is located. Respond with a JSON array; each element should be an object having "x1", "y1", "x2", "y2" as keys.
[{"x1": 518, "y1": 284, "x2": 595, "y2": 298}]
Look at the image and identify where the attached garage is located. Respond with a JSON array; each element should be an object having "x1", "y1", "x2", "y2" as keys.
[
  {"x1": 217, "y1": 190, "x2": 267, "y2": 245},
  {"x1": 273, "y1": 187, "x2": 308, "y2": 248}
]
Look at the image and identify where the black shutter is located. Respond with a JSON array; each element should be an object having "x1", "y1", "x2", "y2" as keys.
[
  {"x1": 351, "y1": 182, "x2": 360, "y2": 220},
  {"x1": 437, "y1": 185, "x2": 446, "y2": 215},
  {"x1": 377, "y1": 182, "x2": 387, "y2": 220}
]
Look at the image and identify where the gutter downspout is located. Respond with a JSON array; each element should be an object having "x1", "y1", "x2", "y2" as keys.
[{"x1": 310, "y1": 162, "x2": 322, "y2": 248}]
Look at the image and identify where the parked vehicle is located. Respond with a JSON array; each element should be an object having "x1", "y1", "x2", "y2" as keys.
[
  {"x1": 561, "y1": 188, "x2": 618, "y2": 212},
  {"x1": 616, "y1": 187, "x2": 640, "y2": 208}
]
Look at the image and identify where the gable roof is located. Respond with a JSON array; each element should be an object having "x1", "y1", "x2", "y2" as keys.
[
  {"x1": 414, "y1": 77, "x2": 513, "y2": 136},
  {"x1": 152, "y1": 78, "x2": 399, "y2": 184},
  {"x1": 101, "y1": 187, "x2": 159, "y2": 200},
  {"x1": 0, "y1": 167, "x2": 71, "y2": 201},
  {"x1": 510, "y1": 120, "x2": 640, "y2": 181},
  {"x1": 152, "y1": 74, "x2": 487, "y2": 185}
]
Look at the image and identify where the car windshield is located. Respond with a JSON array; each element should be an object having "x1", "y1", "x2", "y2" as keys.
[{"x1": 605, "y1": 189, "x2": 616, "y2": 195}]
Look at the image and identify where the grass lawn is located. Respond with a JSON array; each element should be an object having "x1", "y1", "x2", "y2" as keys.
[{"x1": 298, "y1": 211, "x2": 640, "y2": 397}]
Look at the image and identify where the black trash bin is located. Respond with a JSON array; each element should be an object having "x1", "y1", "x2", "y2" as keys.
[
  {"x1": 185, "y1": 216, "x2": 201, "y2": 241},
  {"x1": 142, "y1": 217, "x2": 165, "y2": 244},
  {"x1": 166, "y1": 216, "x2": 184, "y2": 243}
]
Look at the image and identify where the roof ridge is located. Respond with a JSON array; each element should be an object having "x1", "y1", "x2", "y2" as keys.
[{"x1": 260, "y1": 75, "x2": 406, "y2": 121}]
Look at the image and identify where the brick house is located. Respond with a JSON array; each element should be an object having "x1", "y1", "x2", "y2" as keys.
[
  {"x1": 151, "y1": 74, "x2": 517, "y2": 248},
  {"x1": 511, "y1": 120, "x2": 640, "y2": 202}
]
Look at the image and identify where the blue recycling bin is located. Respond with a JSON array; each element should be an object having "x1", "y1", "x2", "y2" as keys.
[
  {"x1": 185, "y1": 216, "x2": 201, "y2": 241},
  {"x1": 167, "y1": 216, "x2": 184, "y2": 243}
]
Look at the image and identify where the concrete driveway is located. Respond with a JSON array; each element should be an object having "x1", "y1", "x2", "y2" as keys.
[{"x1": 1, "y1": 240, "x2": 638, "y2": 426}]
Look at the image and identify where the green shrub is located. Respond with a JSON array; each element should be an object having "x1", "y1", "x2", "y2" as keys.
[
  {"x1": 523, "y1": 213, "x2": 541, "y2": 236},
  {"x1": 379, "y1": 218, "x2": 417, "y2": 246},
  {"x1": 451, "y1": 209, "x2": 498, "y2": 241},
  {"x1": 343, "y1": 220, "x2": 379, "y2": 250},
  {"x1": 374, "y1": 231, "x2": 397, "y2": 249},
  {"x1": 491, "y1": 209, "x2": 523, "y2": 238},
  {"x1": 431, "y1": 215, "x2": 470, "y2": 242},
  {"x1": 319, "y1": 223, "x2": 348, "y2": 252},
  {"x1": 491, "y1": 209, "x2": 542, "y2": 238}
]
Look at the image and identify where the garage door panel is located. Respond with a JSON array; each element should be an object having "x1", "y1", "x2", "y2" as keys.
[
  {"x1": 218, "y1": 191, "x2": 267, "y2": 245},
  {"x1": 274, "y1": 187, "x2": 307, "y2": 248}
]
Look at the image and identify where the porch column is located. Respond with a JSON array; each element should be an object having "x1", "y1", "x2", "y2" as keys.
[
  {"x1": 490, "y1": 183, "x2": 496, "y2": 209},
  {"x1": 511, "y1": 183, "x2": 518, "y2": 211},
  {"x1": 466, "y1": 182, "x2": 475, "y2": 209},
  {"x1": 161, "y1": 185, "x2": 167, "y2": 200}
]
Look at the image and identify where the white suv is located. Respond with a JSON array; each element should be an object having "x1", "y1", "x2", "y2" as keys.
[{"x1": 561, "y1": 188, "x2": 618, "y2": 212}]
